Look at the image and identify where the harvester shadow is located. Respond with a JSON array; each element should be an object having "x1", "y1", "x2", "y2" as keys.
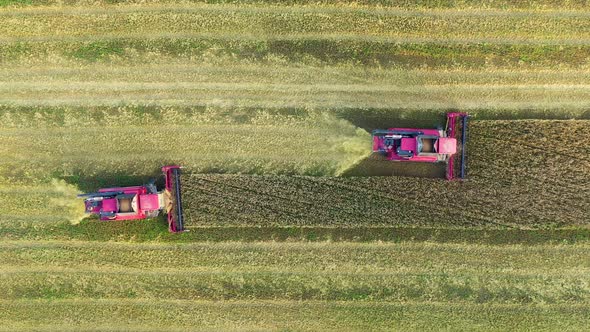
[
  {"x1": 334, "y1": 108, "x2": 448, "y2": 132},
  {"x1": 341, "y1": 152, "x2": 447, "y2": 178},
  {"x1": 336, "y1": 109, "x2": 452, "y2": 179},
  {"x1": 73, "y1": 214, "x2": 171, "y2": 239},
  {"x1": 61, "y1": 169, "x2": 166, "y2": 193}
]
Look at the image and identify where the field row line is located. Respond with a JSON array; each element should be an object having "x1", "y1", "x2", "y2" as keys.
[
  {"x1": 2, "y1": 218, "x2": 590, "y2": 243},
  {"x1": 4, "y1": 64, "x2": 590, "y2": 77},
  {"x1": 2, "y1": 238, "x2": 589, "y2": 249},
  {"x1": 4, "y1": 66, "x2": 590, "y2": 90},
  {"x1": 5, "y1": 82, "x2": 590, "y2": 91},
  {"x1": 4, "y1": 265, "x2": 584, "y2": 277},
  {"x1": 4, "y1": 297, "x2": 586, "y2": 307},
  {"x1": 3, "y1": 99, "x2": 590, "y2": 110},
  {"x1": 0, "y1": 215, "x2": 66, "y2": 223},
  {"x1": 3, "y1": 32, "x2": 590, "y2": 46},
  {"x1": 1, "y1": 299, "x2": 587, "y2": 332},
  {"x1": 3, "y1": 4, "x2": 590, "y2": 18}
]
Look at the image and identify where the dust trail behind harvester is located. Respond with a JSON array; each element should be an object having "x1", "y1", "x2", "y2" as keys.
[
  {"x1": 333, "y1": 127, "x2": 372, "y2": 176},
  {"x1": 305, "y1": 111, "x2": 372, "y2": 176},
  {"x1": 48, "y1": 179, "x2": 86, "y2": 224}
]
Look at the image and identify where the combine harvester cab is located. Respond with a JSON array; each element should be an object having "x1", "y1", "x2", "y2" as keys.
[
  {"x1": 78, "y1": 165, "x2": 184, "y2": 232},
  {"x1": 372, "y1": 112, "x2": 469, "y2": 180}
]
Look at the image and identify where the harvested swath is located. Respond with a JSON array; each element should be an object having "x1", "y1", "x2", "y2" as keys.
[
  {"x1": 4, "y1": 81, "x2": 590, "y2": 111},
  {"x1": 2, "y1": 0, "x2": 589, "y2": 10},
  {"x1": 2, "y1": 2, "x2": 590, "y2": 114},
  {"x1": 2, "y1": 217, "x2": 590, "y2": 244},
  {"x1": 0, "y1": 4, "x2": 586, "y2": 44},
  {"x1": 0, "y1": 181, "x2": 83, "y2": 223},
  {"x1": 5, "y1": 267, "x2": 588, "y2": 302},
  {"x1": 0, "y1": 108, "x2": 369, "y2": 185},
  {"x1": 1, "y1": 300, "x2": 588, "y2": 331},
  {"x1": 0, "y1": 240, "x2": 589, "y2": 330},
  {"x1": 7, "y1": 61, "x2": 590, "y2": 86},
  {"x1": 0, "y1": 241, "x2": 588, "y2": 303},
  {"x1": 182, "y1": 120, "x2": 590, "y2": 228},
  {"x1": 342, "y1": 152, "x2": 447, "y2": 177},
  {"x1": 2, "y1": 5, "x2": 589, "y2": 43},
  {"x1": 2, "y1": 39, "x2": 590, "y2": 70}
]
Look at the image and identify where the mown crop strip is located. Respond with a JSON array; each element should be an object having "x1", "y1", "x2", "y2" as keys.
[
  {"x1": 0, "y1": 241, "x2": 588, "y2": 303},
  {"x1": 2, "y1": 5, "x2": 589, "y2": 43},
  {"x1": 1, "y1": 299, "x2": 588, "y2": 331}
]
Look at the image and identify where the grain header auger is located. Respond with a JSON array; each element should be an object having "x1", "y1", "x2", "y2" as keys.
[
  {"x1": 372, "y1": 112, "x2": 469, "y2": 180},
  {"x1": 78, "y1": 165, "x2": 185, "y2": 232}
]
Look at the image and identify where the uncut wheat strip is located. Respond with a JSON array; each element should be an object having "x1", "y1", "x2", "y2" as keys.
[
  {"x1": 184, "y1": 175, "x2": 466, "y2": 227},
  {"x1": 470, "y1": 121, "x2": 590, "y2": 171},
  {"x1": 465, "y1": 160, "x2": 590, "y2": 222},
  {"x1": 469, "y1": 153, "x2": 590, "y2": 214},
  {"x1": 296, "y1": 176, "x2": 470, "y2": 226},
  {"x1": 335, "y1": 148, "x2": 588, "y2": 229},
  {"x1": 473, "y1": 120, "x2": 590, "y2": 160},
  {"x1": 472, "y1": 133, "x2": 590, "y2": 181},
  {"x1": 469, "y1": 121, "x2": 590, "y2": 179},
  {"x1": 470, "y1": 123, "x2": 590, "y2": 168},
  {"x1": 191, "y1": 175, "x2": 410, "y2": 226},
  {"x1": 330, "y1": 177, "x2": 524, "y2": 228},
  {"x1": 342, "y1": 178, "x2": 513, "y2": 227},
  {"x1": 466, "y1": 121, "x2": 590, "y2": 223},
  {"x1": 186, "y1": 176, "x2": 341, "y2": 225},
  {"x1": 186, "y1": 179, "x2": 305, "y2": 225}
]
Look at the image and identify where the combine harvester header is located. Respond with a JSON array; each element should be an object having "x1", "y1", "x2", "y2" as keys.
[
  {"x1": 372, "y1": 112, "x2": 469, "y2": 180},
  {"x1": 78, "y1": 165, "x2": 184, "y2": 232}
]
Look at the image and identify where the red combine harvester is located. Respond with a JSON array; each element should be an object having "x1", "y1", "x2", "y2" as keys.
[
  {"x1": 78, "y1": 165, "x2": 184, "y2": 232},
  {"x1": 372, "y1": 112, "x2": 469, "y2": 180}
]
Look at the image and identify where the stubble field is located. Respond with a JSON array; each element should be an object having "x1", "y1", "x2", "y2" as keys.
[{"x1": 0, "y1": 0, "x2": 589, "y2": 330}]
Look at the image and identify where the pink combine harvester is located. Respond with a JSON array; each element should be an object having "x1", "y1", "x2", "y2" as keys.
[
  {"x1": 372, "y1": 112, "x2": 469, "y2": 180},
  {"x1": 78, "y1": 165, "x2": 184, "y2": 232}
]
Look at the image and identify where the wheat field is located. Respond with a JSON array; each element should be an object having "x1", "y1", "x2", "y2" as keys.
[
  {"x1": 1, "y1": 0, "x2": 589, "y2": 330},
  {"x1": 0, "y1": 241, "x2": 589, "y2": 330}
]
